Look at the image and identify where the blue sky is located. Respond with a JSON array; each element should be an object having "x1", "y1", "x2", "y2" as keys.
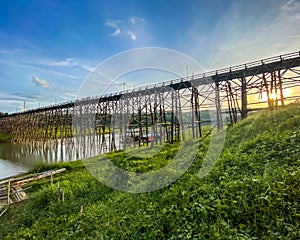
[{"x1": 0, "y1": 0, "x2": 300, "y2": 113}]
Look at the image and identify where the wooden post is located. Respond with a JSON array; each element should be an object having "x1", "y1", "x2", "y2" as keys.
[
  {"x1": 7, "y1": 180, "x2": 11, "y2": 205},
  {"x1": 138, "y1": 108, "x2": 142, "y2": 147},
  {"x1": 194, "y1": 88, "x2": 202, "y2": 138},
  {"x1": 171, "y1": 89, "x2": 174, "y2": 143},
  {"x1": 191, "y1": 88, "x2": 195, "y2": 139},
  {"x1": 162, "y1": 96, "x2": 168, "y2": 142},
  {"x1": 215, "y1": 82, "x2": 223, "y2": 130},
  {"x1": 263, "y1": 73, "x2": 272, "y2": 108},
  {"x1": 226, "y1": 83, "x2": 233, "y2": 124},
  {"x1": 278, "y1": 70, "x2": 285, "y2": 106},
  {"x1": 178, "y1": 90, "x2": 185, "y2": 141},
  {"x1": 51, "y1": 173, "x2": 53, "y2": 187},
  {"x1": 241, "y1": 76, "x2": 248, "y2": 119},
  {"x1": 57, "y1": 182, "x2": 60, "y2": 201},
  {"x1": 273, "y1": 72, "x2": 278, "y2": 107},
  {"x1": 80, "y1": 205, "x2": 84, "y2": 217},
  {"x1": 145, "y1": 97, "x2": 149, "y2": 146},
  {"x1": 159, "y1": 93, "x2": 163, "y2": 145}
]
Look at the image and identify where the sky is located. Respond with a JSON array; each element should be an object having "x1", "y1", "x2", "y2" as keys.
[{"x1": 0, "y1": 0, "x2": 300, "y2": 113}]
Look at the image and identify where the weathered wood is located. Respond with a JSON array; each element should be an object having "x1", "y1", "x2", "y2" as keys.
[
  {"x1": 0, "y1": 51, "x2": 299, "y2": 155},
  {"x1": 0, "y1": 207, "x2": 7, "y2": 218},
  {"x1": 0, "y1": 168, "x2": 66, "y2": 187},
  {"x1": 241, "y1": 76, "x2": 248, "y2": 119},
  {"x1": 7, "y1": 180, "x2": 10, "y2": 205}
]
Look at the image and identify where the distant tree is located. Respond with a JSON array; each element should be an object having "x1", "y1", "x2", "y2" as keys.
[{"x1": 0, "y1": 112, "x2": 8, "y2": 117}]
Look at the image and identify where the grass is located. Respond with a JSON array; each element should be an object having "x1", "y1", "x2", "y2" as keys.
[
  {"x1": 0, "y1": 104, "x2": 300, "y2": 239},
  {"x1": 0, "y1": 133, "x2": 12, "y2": 143}
]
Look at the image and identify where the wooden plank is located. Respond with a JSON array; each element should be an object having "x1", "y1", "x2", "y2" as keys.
[
  {"x1": 0, "y1": 168, "x2": 66, "y2": 186},
  {"x1": 13, "y1": 168, "x2": 66, "y2": 187}
]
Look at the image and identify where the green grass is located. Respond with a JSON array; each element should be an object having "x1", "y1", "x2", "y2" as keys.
[
  {"x1": 0, "y1": 133, "x2": 12, "y2": 143},
  {"x1": 1, "y1": 104, "x2": 300, "y2": 239}
]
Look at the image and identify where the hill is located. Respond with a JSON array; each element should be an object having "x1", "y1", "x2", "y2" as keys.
[{"x1": 0, "y1": 104, "x2": 299, "y2": 239}]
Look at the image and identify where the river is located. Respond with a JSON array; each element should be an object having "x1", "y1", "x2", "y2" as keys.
[
  {"x1": 0, "y1": 141, "x2": 76, "y2": 179},
  {"x1": 0, "y1": 134, "x2": 122, "y2": 180}
]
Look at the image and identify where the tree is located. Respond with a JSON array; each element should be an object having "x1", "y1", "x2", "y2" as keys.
[{"x1": 0, "y1": 112, "x2": 8, "y2": 117}]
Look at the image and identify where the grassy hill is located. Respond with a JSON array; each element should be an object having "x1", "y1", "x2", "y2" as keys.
[{"x1": 1, "y1": 104, "x2": 300, "y2": 239}]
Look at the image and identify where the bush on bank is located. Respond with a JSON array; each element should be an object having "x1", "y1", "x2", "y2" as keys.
[{"x1": 0, "y1": 133, "x2": 12, "y2": 143}]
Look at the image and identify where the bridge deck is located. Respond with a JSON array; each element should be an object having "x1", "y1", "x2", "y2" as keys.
[{"x1": 3, "y1": 51, "x2": 300, "y2": 117}]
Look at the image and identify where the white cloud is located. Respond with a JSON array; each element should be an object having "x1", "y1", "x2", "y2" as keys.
[
  {"x1": 0, "y1": 92, "x2": 42, "y2": 101},
  {"x1": 105, "y1": 19, "x2": 122, "y2": 37},
  {"x1": 0, "y1": 48, "x2": 22, "y2": 55},
  {"x1": 204, "y1": 0, "x2": 300, "y2": 69},
  {"x1": 105, "y1": 19, "x2": 122, "y2": 29},
  {"x1": 127, "y1": 30, "x2": 137, "y2": 40},
  {"x1": 105, "y1": 17, "x2": 144, "y2": 40},
  {"x1": 281, "y1": 0, "x2": 300, "y2": 12},
  {"x1": 23, "y1": 57, "x2": 94, "y2": 75},
  {"x1": 32, "y1": 76, "x2": 50, "y2": 88},
  {"x1": 111, "y1": 28, "x2": 121, "y2": 36},
  {"x1": 49, "y1": 58, "x2": 77, "y2": 66},
  {"x1": 39, "y1": 58, "x2": 78, "y2": 67},
  {"x1": 81, "y1": 64, "x2": 96, "y2": 72},
  {"x1": 129, "y1": 16, "x2": 144, "y2": 24}
]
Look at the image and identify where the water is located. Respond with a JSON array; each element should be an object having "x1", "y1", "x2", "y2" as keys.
[
  {"x1": 0, "y1": 134, "x2": 122, "y2": 180},
  {"x1": 0, "y1": 158, "x2": 27, "y2": 180},
  {"x1": 0, "y1": 141, "x2": 73, "y2": 180}
]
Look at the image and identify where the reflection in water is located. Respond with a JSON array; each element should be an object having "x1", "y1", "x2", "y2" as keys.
[{"x1": 0, "y1": 134, "x2": 121, "y2": 180}]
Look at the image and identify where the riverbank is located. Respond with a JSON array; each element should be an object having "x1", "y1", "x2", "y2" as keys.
[
  {"x1": 1, "y1": 104, "x2": 300, "y2": 239},
  {"x1": 0, "y1": 133, "x2": 11, "y2": 143}
]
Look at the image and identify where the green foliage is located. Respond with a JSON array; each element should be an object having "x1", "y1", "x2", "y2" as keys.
[
  {"x1": 0, "y1": 133, "x2": 12, "y2": 143},
  {"x1": 1, "y1": 105, "x2": 300, "y2": 239},
  {"x1": 105, "y1": 142, "x2": 180, "y2": 173},
  {"x1": 0, "y1": 112, "x2": 8, "y2": 117}
]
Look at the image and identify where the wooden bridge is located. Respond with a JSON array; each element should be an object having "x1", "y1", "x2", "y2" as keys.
[{"x1": 1, "y1": 51, "x2": 300, "y2": 158}]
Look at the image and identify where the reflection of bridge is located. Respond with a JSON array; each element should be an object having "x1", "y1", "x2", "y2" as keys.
[{"x1": 1, "y1": 51, "x2": 300, "y2": 156}]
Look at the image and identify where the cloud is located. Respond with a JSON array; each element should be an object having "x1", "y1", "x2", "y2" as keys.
[
  {"x1": 32, "y1": 76, "x2": 50, "y2": 88},
  {"x1": 281, "y1": 0, "x2": 300, "y2": 12},
  {"x1": 127, "y1": 30, "x2": 137, "y2": 40},
  {"x1": 204, "y1": 0, "x2": 300, "y2": 69},
  {"x1": 22, "y1": 57, "x2": 94, "y2": 75},
  {"x1": 105, "y1": 19, "x2": 122, "y2": 37},
  {"x1": 105, "y1": 19, "x2": 122, "y2": 29},
  {"x1": 45, "y1": 58, "x2": 78, "y2": 66},
  {"x1": 0, "y1": 92, "x2": 42, "y2": 101},
  {"x1": 29, "y1": 57, "x2": 78, "y2": 67},
  {"x1": 129, "y1": 16, "x2": 144, "y2": 24},
  {"x1": 81, "y1": 64, "x2": 96, "y2": 72},
  {"x1": 12, "y1": 92, "x2": 43, "y2": 101},
  {"x1": 111, "y1": 28, "x2": 121, "y2": 36},
  {"x1": 0, "y1": 48, "x2": 22, "y2": 55},
  {"x1": 105, "y1": 17, "x2": 144, "y2": 40}
]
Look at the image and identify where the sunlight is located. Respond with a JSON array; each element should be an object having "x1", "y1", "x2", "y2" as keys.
[
  {"x1": 269, "y1": 92, "x2": 278, "y2": 101},
  {"x1": 261, "y1": 89, "x2": 291, "y2": 102}
]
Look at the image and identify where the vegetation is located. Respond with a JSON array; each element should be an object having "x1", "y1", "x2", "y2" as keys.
[
  {"x1": 1, "y1": 104, "x2": 300, "y2": 239},
  {"x1": 0, "y1": 112, "x2": 8, "y2": 117},
  {"x1": 0, "y1": 133, "x2": 12, "y2": 143}
]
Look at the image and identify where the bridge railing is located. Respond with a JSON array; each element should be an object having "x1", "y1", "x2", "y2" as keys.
[
  {"x1": 51, "y1": 51, "x2": 300, "y2": 102},
  {"x1": 5, "y1": 50, "x2": 300, "y2": 116}
]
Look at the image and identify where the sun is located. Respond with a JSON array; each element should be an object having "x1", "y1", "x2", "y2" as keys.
[
  {"x1": 261, "y1": 89, "x2": 291, "y2": 102},
  {"x1": 269, "y1": 92, "x2": 278, "y2": 101}
]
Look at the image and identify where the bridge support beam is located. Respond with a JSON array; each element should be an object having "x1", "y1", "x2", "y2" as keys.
[
  {"x1": 278, "y1": 70, "x2": 285, "y2": 106},
  {"x1": 215, "y1": 82, "x2": 223, "y2": 130},
  {"x1": 241, "y1": 76, "x2": 248, "y2": 119}
]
